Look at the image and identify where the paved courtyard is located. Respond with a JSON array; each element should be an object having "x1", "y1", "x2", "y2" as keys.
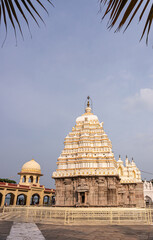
[
  {"x1": 38, "y1": 224, "x2": 153, "y2": 240},
  {"x1": 0, "y1": 221, "x2": 153, "y2": 240}
]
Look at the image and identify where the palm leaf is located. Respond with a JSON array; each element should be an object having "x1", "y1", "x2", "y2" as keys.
[
  {"x1": 0, "y1": 0, "x2": 53, "y2": 44},
  {"x1": 100, "y1": 0, "x2": 152, "y2": 44}
]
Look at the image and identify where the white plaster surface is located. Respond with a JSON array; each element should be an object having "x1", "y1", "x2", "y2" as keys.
[{"x1": 6, "y1": 222, "x2": 45, "y2": 240}]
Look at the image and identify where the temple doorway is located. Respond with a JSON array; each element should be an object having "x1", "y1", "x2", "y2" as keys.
[{"x1": 80, "y1": 192, "x2": 85, "y2": 204}]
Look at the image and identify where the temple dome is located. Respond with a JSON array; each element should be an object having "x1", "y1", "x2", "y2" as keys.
[
  {"x1": 76, "y1": 106, "x2": 99, "y2": 123},
  {"x1": 21, "y1": 159, "x2": 41, "y2": 174},
  {"x1": 76, "y1": 114, "x2": 98, "y2": 123}
]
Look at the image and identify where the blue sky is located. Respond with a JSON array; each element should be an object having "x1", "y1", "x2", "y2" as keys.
[{"x1": 0, "y1": 0, "x2": 153, "y2": 187}]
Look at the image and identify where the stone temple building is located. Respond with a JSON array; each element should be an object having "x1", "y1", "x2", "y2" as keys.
[{"x1": 52, "y1": 97, "x2": 144, "y2": 207}]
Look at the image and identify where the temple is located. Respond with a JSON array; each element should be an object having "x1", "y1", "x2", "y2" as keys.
[{"x1": 52, "y1": 97, "x2": 144, "y2": 207}]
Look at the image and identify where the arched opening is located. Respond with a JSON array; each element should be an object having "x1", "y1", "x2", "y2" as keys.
[
  {"x1": 22, "y1": 176, "x2": 26, "y2": 183},
  {"x1": 31, "y1": 193, "x2": 40, "y2": 205},
  {"x1": 118, "y1": 166, "x2": 123, "y2": 176},
  {"x1": 5, "y1": 193, "x2": 15, "y2": 206},
  {"x1": 36, "y1": 176, "x2": 38, "y2": 183},
  {"x1": 51, "y1": 195, "x2": 55, "y2": 205},
  {"x1": 43, "y1": 195, "x2": 50, "y2": 205},
  {"x1": 29, "y1": 176, "x2": 33, "y2": 183},
  {"x1": 17, "y1": 194, "x2": 27, "y2": 205},
  {"x1": 145, "y1": 195, "x2": 152, "y2": 206},
  {"x1": 0, "y1": 193, "x2": 3, "y2": 206},
  {"x1": 132, "y1": 171, "x2": 136, "y2": 179}
]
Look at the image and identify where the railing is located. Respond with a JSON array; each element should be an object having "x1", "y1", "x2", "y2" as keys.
[{"x1": 2, "y1": 206, "x2": 153, "y2": 225}]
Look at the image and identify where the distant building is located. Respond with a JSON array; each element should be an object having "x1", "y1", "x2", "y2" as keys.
[
  {"x1": 0, "y1": 159, "x2": 55, "y2": 207},
  {"x1": 143, "y1": 180, "x2": 153, "y2": 205},
  {"x1": 52, "y1": 97, "x2": 144, "y2": 207}
]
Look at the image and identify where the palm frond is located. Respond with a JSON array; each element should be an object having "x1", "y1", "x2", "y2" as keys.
[
  {"x1": 0, "y1": 0, "x2": 53, "y2": 44},
  {"x1": 100, "y1": 0, "x2": 152, "y2": 44}
]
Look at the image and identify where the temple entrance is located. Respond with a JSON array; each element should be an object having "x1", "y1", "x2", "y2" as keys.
[
  {"x1": 145, "y1": 195, "x2": 152, "y2": 206},
  {"x1": 76, "y1": 182, "x2": 89, "y2": 206},
  {"x1": 80, "y1": 192, "x2": 85, "y2": 204}
]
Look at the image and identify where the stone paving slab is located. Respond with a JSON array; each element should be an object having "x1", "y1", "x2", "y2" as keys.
[
  {"x1": 6, "y1": 222, "x2": 45, "y2": 240},
  {"x1": 0, "y1": 221, "x2": 13, "y2": 240},
  {"x1": 37, "y1": 224, "x2": 153, "y2": 240}
]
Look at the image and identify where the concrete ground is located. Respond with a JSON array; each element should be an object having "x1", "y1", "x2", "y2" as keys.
[
  {"x1": 38, "y1": 224, "x2": 153, "y2": 240},
  {"x1": 1, "y1": 221, "x2": 153, "y2": 240}
]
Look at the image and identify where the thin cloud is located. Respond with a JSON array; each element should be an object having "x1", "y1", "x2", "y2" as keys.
[{"x1": 124, "y1": 88, "x2": 153, "y2": 112}]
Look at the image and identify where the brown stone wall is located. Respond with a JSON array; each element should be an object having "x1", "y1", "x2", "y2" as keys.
[
  {"x1": 133, "y1": 182, "x2": 144, "y2": 207},
  {"x1": 54, "y1": 176, "x2": 144, "y2": 207},
  {"x1": 117, "y1": 182, "x2": 144, "y2": 208}
]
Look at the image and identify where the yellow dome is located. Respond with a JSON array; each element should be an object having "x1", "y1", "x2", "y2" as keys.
[{"x1": 21, "y1": 159, "x2": 41, "y2": 174}]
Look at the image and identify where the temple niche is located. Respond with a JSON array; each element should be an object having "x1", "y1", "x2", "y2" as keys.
[{"x1": 52, "y1": 97, "x2": 144, "y2": 207}]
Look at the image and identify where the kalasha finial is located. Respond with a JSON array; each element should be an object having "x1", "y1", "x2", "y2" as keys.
[
  {"x1": 87, "y1": 96, "x2": 90, "y2": 107},
  {"x1": 84, "y1": 96, "x2": 92, "y2": 113}
]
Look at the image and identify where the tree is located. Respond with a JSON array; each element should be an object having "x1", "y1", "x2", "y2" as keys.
[
  {"x1": 0, "y1": 0, "x2": 53, "y2": 45},
  {"x1": 100, "y1": 0, "x2": 153, "y2": 44},
  {"x1": 0, "y1": 178, "x2": 16, "y2": 183},
  {"x1": 0, "y1": 0, "x2": 152, "y2": 44}
]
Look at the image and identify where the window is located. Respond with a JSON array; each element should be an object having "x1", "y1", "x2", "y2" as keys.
[
  {"x1": 29, "y1": 176, "x2": 33, "y2": 183},
  {"x1": 36, "y1": 176, "x2": 38, "y2": 183},
  {"x1": 22, "y1": 176, "x2": 26, "y2": 183}
]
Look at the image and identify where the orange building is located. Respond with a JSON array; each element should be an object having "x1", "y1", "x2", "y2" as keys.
[{"x1": 0, "y1": 159, "x2": 55, "y2": 207}]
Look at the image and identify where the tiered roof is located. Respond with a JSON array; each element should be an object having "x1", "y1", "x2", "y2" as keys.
[
  {"x1": 53, "y1": 97, "x2": 118, "y2": 178},
  {"x1": 52, "y1": 97, "x2": 142, "y2": 183}
]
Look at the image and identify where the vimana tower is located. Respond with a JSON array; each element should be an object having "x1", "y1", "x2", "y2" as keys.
[{"x1": 52, "y1": 97, "x2": 144, "y2": 207}]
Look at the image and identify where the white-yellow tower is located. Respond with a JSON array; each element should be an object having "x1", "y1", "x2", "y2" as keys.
[{"x1": 52, "y1": 97, "x2": 118, "y2": 179}]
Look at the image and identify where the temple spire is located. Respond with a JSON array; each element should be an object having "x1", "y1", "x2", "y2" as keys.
[
  {"x1": 87, "y1": 96, "x2": 90, "y2": 107},
  {"x1": 85, "y1": 96, "x2": 92, "y2": 113}
]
